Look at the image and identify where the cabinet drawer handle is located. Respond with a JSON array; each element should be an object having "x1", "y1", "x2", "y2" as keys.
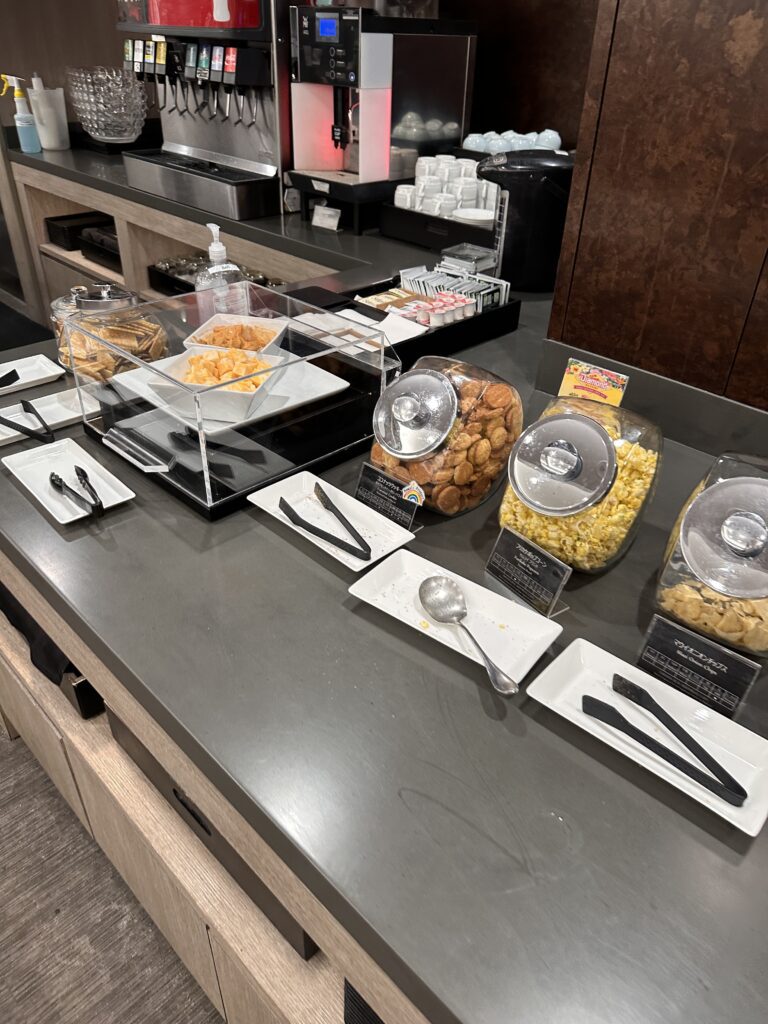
[{"x1": 172, "y1": 787, "x2": 212, "y2": 836}]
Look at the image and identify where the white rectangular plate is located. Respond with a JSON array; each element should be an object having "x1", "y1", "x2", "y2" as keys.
[
  {"x1": 348, "y1": 549, "x2": 562, "y2": 682},
  {"x1": 2, "y1": 438, "x2": 135, "y2": 524},
  {"x1": 527, "y1": 639, "x2": 768, "y2": 835},
  {"x1": 0, "y1": 354, "x2": 64, "y2": 396},
  {"x1": 113, "y1": 351, "x2": 350, "y2": 436},
  {"x1": 0, "y1": 389, "x2": 99, "y2": 447},
  {"x1": 248, "y1": 471, "x2": 414, "y2": 571}
]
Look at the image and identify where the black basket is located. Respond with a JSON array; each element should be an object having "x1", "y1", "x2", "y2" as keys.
[{"x1": 344, "y1": 982, "x2": 385, "y2": 1024}]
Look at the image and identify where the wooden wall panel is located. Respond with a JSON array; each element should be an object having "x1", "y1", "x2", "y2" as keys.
[
  {"x1": 0, "y1": 0, "x2": 122, "y2": 127},
  {"x1": 548, "y1": 0, "x2": 619, "y2": 336},
  {"x1": 726, "y1": 251, "x2": 768, "y2": 409},
  {"x1": 442, "y1": 0, "x2": 600, "y2": 148},
  {"x1": 552, "y1": 0, "x2": 768, "y2": 400}
]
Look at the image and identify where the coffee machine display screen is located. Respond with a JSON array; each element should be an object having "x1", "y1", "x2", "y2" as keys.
[{"x1": 316, "y1": 15, "x2": 339, "y2": 42}]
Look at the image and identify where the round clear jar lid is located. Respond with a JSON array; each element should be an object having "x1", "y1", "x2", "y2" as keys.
[
  {"x1": 509, "y1": 412, "x2": 617, "y2": 516},
  {"x1": 373, "y1": 367, "x2": 458, "y2": 460},
  {"x1": 681, "y1": 476, "x2": 768, "y2": 599}
]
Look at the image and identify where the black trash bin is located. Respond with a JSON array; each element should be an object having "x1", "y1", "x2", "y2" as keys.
[{"x1": 478, "y1": 150, "x2": 574, "y2": 291}]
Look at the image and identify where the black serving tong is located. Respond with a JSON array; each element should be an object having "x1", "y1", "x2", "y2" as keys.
[
  {"x1": 0, "y1": 368, "x2": 20, "y2": 389},
  {"x1": 581, "y1": 674, "x2": 747, "y2": 807},
  {"x1": 0, "y1": 399, "x2": 55, "y2": 443},
  {"x1": 279, "y1": 483, "x2": 372, "y2": 561},
  {"x1": 49, "y1": 468, "x2": 104, "y2": 518}
]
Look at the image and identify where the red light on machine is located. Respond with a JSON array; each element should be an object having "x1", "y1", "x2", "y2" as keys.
[{"x1": 146, "y1": 0, "x2": 263, "y2": 29}]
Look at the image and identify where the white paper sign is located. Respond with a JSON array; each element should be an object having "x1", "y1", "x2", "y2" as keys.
[{"x1": 312, "y1": 205, "x2": 342, "y2": 232}]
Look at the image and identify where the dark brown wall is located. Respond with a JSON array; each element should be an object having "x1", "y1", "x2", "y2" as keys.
[
  {"x1": 0, "y1": 0, "x2": 122, "y2": 127},
  {"x1": 726, "y1": 253, "x2": 768, "y2": 407},
  {"x1": 550, "y1": 0, "x2": 768, "y2": 409},
  {"x1": 442, "y1": 0, "x2": 600, "y2": 148}
]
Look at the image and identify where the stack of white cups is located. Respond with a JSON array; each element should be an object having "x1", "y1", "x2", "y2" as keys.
[{"x1": 394, "y1": 154, "x2": 498, "y2": 227}]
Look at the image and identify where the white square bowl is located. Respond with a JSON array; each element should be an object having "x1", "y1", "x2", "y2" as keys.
[
  {"x1": 145, "y1": 345, "x2": 287, "y2": 423},
  {"x1": 182, "y1": 313, "x2": 291, "y2": 353}
]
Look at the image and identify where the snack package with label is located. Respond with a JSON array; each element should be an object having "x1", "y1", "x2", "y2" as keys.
[
  {"x1": 370, "y1": 356, "x2": 524, "y2": 516},
  {"x1": 657, "y1": 453, "x2": 768, "y2": 657},
  {"x1": 498, "y1": 396, "x2": 662, "y2": 572}
]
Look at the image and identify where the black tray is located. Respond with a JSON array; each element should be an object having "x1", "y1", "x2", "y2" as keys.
[
  {"x1": 337, "y1": 278, "x2": 521, "y2": 372},
  {"x1": 378, "y1": 204, "x2": 493, "y2": 251},
  {"x1": 79, "y1": 231, "x2": 122, "y2": 274},
  {"x1": 147, "y1": 264, "x2": 196, "y2": 296},
  {"x1": 46, "y1": 212, "x2": 115, "y2": 251}
]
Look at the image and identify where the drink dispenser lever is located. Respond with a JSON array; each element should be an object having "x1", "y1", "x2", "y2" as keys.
[
  {"x1": 208, "y1": 45, "x2": 225, "y2": 120},
  {"x1": 184, "y1": 42, "x2": 199, "y2": 117},
  {"x1": 155, "y1": 40, "x2": 168, "y2": 111},
  {"x1": 195, "y1": 42, "x2": 211, "y2": 114},
  {"x1": 221, "y1": 47, "x2": 238, "y2": 123}
]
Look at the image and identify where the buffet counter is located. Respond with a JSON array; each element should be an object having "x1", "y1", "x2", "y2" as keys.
[{"x1": 1, "y1": 313, "x2": 768, "y2": 1024}]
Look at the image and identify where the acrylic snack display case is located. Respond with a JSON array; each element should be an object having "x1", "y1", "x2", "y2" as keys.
[
  {"x1": 65, "y1": 283, "x2": 399, "y2": 517},
  {"x1": 657, "y1": 453, "x2": 768, "y2": 657}
]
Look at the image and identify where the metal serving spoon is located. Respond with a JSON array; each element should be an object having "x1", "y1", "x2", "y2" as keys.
[{"x1": 418, "y1": 576, "x2": 519, "y2": 697}]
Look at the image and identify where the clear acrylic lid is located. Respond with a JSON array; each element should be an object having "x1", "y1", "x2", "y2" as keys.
[
  {"x1": 373, "y1": 367, "x2": 458, "y2": 459},
  {"x1": 681, "y1": 476, "x2": 768, "y2": 598},
  {"x1": 509, "y1": 412, "x2": 617, "y2": 516}
]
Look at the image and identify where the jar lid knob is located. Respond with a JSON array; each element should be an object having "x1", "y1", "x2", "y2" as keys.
[
  {"x1": 721, "y1": 510, "x2": 768, "y2": 558},
  {"x1": 392, "y1": 394, "x2": 426, "y2": 427},
  {"x1": 540, "y1": 439, "x2": 582, "y2": 480}
]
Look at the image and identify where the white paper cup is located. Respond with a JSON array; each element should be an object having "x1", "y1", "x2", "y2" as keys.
[
  {"x1": 434, "y1": 192, "x2": 457, "y2": 217},
  {"x1": 415, "y1": 175, "x2": 441, "y2": 198},
  {"x1": 394, "y1": 184, "x2": 416, "y2": 209},
  {"x1": 415, "y1": 156, "x2": 438, "y2": 178},
  {"x1": 456, "y1": 158, "x2": 478, "y2": 178}
]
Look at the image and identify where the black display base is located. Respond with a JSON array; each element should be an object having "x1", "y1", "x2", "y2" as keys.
[
  {"x1": 378, "y1": 203, "x2": 494, "y2": 251},
  {"x1": 288, "y1": 171, "x2": 409, "y2": 235}
]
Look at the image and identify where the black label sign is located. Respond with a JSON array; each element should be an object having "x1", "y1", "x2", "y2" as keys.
[
  {"x1": 638, "y1": 615, "x2": 760, "y2": 717},
  {"x1": 354, "y1": 463, "x2": 418, "y2": 531},
  {"x1": 486, "y1": 527, "x2": 571, "y2": 616}
]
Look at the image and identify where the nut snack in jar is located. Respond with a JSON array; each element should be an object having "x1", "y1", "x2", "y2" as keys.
[
  {"x1": 62, "y1": 283, "x2": 168, "y2": 381},
  {"x1": 499, "y1": 396, "x2": 661, "y2": 572},
  {"x1": 370, "y1": 356, "x2": 524, "y2": 516},
  {"x1": 657, "y1": 454, "x2": 768, "y2": 657}
]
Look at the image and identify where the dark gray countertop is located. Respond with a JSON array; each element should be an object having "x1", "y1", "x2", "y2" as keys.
[
  {"x1": 1, "y1": 312, "x2": 768, "y2": 1024},
  {"x1": 8, "y1": 148, "x2": 426, "y2": 287}
]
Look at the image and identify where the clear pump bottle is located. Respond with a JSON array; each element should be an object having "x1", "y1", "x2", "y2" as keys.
[{"x1": 194, "y1": 223, "x2": 248, "y2": 316}]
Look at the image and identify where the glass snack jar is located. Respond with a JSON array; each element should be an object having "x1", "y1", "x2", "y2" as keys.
[
  {"x1": 61, "y1": 283, "x2": 168, "y2": 380},
  {"x1": 657, "y1": 454, "x2": 768, "y2": 657},
  {"x1": 370, "y1": 356, "x2": 524, "y2": 516},
  {"x1": 498, "y1": 396, "x2": 662, "y2": 572}
]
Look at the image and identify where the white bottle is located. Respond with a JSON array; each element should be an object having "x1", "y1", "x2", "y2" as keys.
[{"x1": 194, "y1": 223, "x2": 247, "y2": 316}]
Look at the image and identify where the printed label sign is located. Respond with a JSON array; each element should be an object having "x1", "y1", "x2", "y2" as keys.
[
  {"x1": 354, "y1": 463, "x2": 418, "y2": 531},
  {"x1": 486, "y1": 527, "x2": 571, "y2": 616},
  {"x1": 638, "y1": 615, "x2": 760, "y2": 717},
  {"x1": 558, "y1": 359, "x2": 629, "y2": 407}
]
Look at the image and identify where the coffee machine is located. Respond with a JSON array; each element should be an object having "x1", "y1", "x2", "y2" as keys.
[
  {"x1": 287, "y1": 4, "x2": 475, "y2": 213},
  {"x1": 120, "y1": 1, "x2": 293, "y2": 220}
]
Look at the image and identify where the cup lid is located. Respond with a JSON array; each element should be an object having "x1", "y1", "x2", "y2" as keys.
[
  {"x1": 72, "y1": 282, "x2": 138, "y2": 311},
  {"x1": 680, "y1": 476, "x2": 768, "y2": 598},
  {"x1": 509, "y1": 412, "x2": 617, "y2": 515},
  {"x1": 373, "y1": 367, "x2": 458, "y2": 460}
]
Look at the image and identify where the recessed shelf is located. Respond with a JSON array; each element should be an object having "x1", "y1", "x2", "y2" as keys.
[{"x1": 39, "y1": 243, "x2": 125, "y2": 286}]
